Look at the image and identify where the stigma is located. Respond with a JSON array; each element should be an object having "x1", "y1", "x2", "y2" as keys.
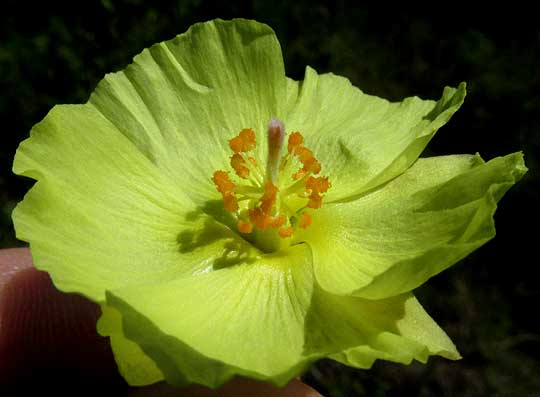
[{"x1": 212, "y1": 119, "x2": 330, "y2": 252}]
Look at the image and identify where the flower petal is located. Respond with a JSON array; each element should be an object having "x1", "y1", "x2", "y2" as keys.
[
  {"x1": 104, "y1": 244, "x2": 313, "y2": 388},
  {"x1": 284, "y1": 68, "x2": 466, "y2": 201},
  {"x1": 301, "y1": 152, "x2": 526, "y2": 299},
  {"x1": 89, "y1": 19, "x2": 286, "y2": 205},
  {"x1": 13, "y1": 104, "x2": 253, "y2": 302},
  {"x1": 303, "y1": 287, "x2": 459, "y2": 368},
  {"x1": 97, "y1": 305, "x2": 164, "y2": 386}
]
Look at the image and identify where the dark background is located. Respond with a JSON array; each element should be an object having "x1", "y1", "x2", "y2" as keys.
[{"x1": 1, "y1": 1, "x2": 539, "y2": 396}]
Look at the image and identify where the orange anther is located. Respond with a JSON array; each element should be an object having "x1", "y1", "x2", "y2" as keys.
[
  {"x1": 293, "y1": 170, "x2": 306, "y2": 180},
  {"x1": 291, "y1": 145, "x2": 322, "y2": 178},
  {"x1": 306, "y1": 176, "x2": 330, "y2": 194},
  {"x1": 270, "y1": 214, "x2": 286, "y2": 228},
  {"x1": 223, "y1": 191, "x2": 239, "y2": 212},
  {"x1": 300, "y1": 156, "x2": 321, "y2": 175},
  {"x1": 278, "y1": 226, "x2": 294, "y2": 238},
  {"x1": 248, "y1": 207, "x2": 271, "y2": 230},
  {"x1": 248, "y1": 156, "x2": 258, "y2": 166},
  {"x1": 230, "y1": 153, "x2": 250, "y2": 179},
  {"x1": 237, "y1": 219, "x2": 253, "y2": 234},
  {"x1": 307, "y1": 193, "x2": 323, "y2": 209},
  {"x1": 308, "y1": 158, "x2": 321, "y2": 174},
  {"x1": 229, "y1": 128, "x2": 256, "y2": 153},
  {"x1": 212, "y1": 170, "x2": 235, "y2": 193},
  {"x1": 299, "y1": 212, "x2": 312, "y2": 229},
  {"x1": 294, "y1": 146, "x2": 313, "y2": 163},
  {"x1": 288, "y1": 132, "x2": 304, "y2": 153},
  {"x1": 264, "y1": 181, "x2": 279, "y2": 196},
  {"x1": 260, "y1": 181, "x2": 278, "y2": 214}
]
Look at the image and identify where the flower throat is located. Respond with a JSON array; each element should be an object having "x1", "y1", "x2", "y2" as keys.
[{"x1": 212, "y1": 119, "x2": 330, "y2": 252}]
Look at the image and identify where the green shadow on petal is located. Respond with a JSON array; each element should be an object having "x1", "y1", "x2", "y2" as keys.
[{"x1": 176, "y1": 199, "x2": 260, "y2": 270}]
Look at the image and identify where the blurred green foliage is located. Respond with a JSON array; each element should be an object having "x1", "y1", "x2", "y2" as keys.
[{"x1": 1, "y1": 1, "x2": 539, "y2": 396}]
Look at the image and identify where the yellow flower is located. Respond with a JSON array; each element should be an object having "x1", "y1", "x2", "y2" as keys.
[{"x1": 12, "y1": 19, "x2": 526, "y2": 388}]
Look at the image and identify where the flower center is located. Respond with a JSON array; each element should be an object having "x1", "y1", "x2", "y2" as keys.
[{"x1": 212, "y1": 119, "x2": 330, "y2": 252}]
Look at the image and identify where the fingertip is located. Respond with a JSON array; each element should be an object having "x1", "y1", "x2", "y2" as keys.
[
  {"x1": 196, "y1": 377, "x2": 323, "y2": 397},
  {"x1": 129, "y1": 377, "x2": 323, "y2": 397},
  {"x1": 0, "y1": 249, "x2": 325, "y2": 397},
  {"x1": 0, "y1": 248, "x2": 32, "y2": 287},
  {"x1": 0, "y1": 248, "x2": 126, "y2": 394}
]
